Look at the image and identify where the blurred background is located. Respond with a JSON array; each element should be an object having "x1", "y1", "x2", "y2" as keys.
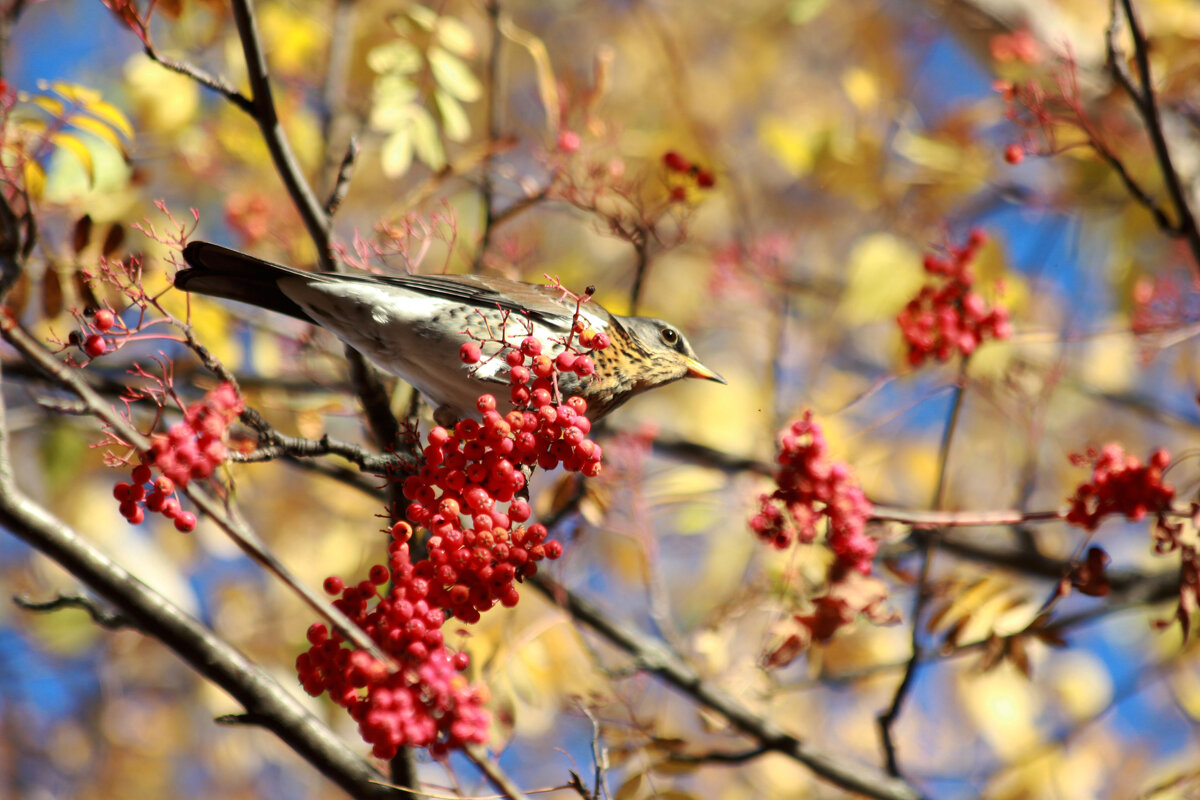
[{"x1": 3, "y1": 0, "x2": 1200, "y2": 797}]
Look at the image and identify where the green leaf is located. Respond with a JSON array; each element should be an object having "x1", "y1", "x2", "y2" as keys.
[
  {"x1": 409, "y1": 105, "x2": 445, "y2": 170},
  {"x1": 407, "y1": 4, "x2": 437, "y2": 30},
  {"x1": 366, "y1": 41, "x2": 422, "y2": 75},
  {"x1": 429, "y1": 47, "x2": 481, "y2": 102},
  {"x1": 435, "y1": 89, "x2": 470, "y2": 142},
  {"x1": 381, "y1": 129, "x2": 413, "y2": 177},
  {"x1": 434, "y1": 16, "x2": 476, "y2": 57}
]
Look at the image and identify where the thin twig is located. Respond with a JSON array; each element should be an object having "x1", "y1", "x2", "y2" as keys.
[
  {"x1": 529, "y1": 574, "x2": 926, "y2": 800},
  {"x1": 877, "y1": 365, "x2": 967, "y2": 778},
  {"x1": 14, "y1": 592, "x2": 130, "y2": 629}
]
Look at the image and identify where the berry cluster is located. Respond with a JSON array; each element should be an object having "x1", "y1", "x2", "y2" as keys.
[
  {"x1": 112, "y1": 382, "x2": 243, "y2": 532},
  {"x1": 80, "y1": 308, "x2": 117, "y2": 358},
  {"x1": 1065, "y1": 444, "x2": 1174, "y2": 531},
  {"x1": 662, "y1": 150, "x2": 715, "y2": 201},
  {"x1": 302, "y1": 321, "x2": 607, "y2": 757},
  {"x1": 896, "y1": 230, "x2": 1011, "y2": 366},
  {"x1": 297, "y1": 534, "x2": 488, "y2": 759},
  {"x1": 750, "y1": 411, "x2": 876, "y2": 576}
]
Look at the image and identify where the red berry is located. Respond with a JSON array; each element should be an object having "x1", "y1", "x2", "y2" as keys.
[
  {"x1": 663, "y1": 151, "x2": 690, "y2": 172},
  {"x1": 83, "y1": 334, "x2": 107, "y2": 358},
  {"x1": 476, "y1": 394, "x2": 497, "y2": 413},
  {"x1": 93, "y1": 309, "x2": 115, "y2": 332},
  {"x1": 555, "y1": 352, "x2": 577, "y2": 372},
  {"x1": 323, "y1": 576, "x2": 345, "y2": 595},
  {"x1": 520, "y1": 337, "x2": 542, "y2": 357},
  {"x1": 1004, "y1": 143, "x2": 1024, "y2": 164},
  {"x1": 557, "y1": 129, "x2": 581, "y2": 153},
  {"x1": 695, "y1": 169, "x2": 715, "y2": 188},
  {"x1": 174, "y1": 511, "x2": 197, "y2": 533},
  {"x1": 459, "y1": 341, "x2": 482, "y2": 364},
  {"x1": 132, "y1": 464, "x2": 152, "y2": 485}
]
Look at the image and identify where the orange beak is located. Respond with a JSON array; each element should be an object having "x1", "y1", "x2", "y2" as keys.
[{"x1": 685, "y1": 357, "x2": 727, "y2": 384}]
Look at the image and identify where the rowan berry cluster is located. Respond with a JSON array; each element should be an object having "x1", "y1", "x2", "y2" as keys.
[
  {"x1": 897, "y1": 230, "x2": 1011, "y2": 366},
  {"x1": 297, "y1": 533, "x2": 488, "y2": 759},
  {"x1": 662, "y1": 150, "x2": 715, "y2": 200},
  {"x1": 303, "y1": 321, "x2": 606, "y2": 756},
  {"x1": 112, "y1": 382, "x2": 243, "y2": 532},
  {"x1": 78, "y1": 308, "x2": 118, "y2": 358},
  {"x1": 750, "y1": 410, "x2": 876, "y2": 576},
  {"x1": 1065, "y1": 444, "x2": 1174, "y2": 530}
]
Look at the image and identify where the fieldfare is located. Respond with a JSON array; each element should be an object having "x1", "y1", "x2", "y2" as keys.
[{"x1": 175, "y1": 242, "x2": 725, "y2": 419}]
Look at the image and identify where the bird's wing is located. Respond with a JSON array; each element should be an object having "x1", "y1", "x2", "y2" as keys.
[
  {"x1": 178, "y1": 241, "x2": 589, "y2": 328},
  {"x1": 362, "y1": 272, "x2": 584, "y2": 326}
]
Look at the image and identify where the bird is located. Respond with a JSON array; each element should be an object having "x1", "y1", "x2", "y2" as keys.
[{"x1": 175, "y1": 242, "x2": 725, "y2": 420}]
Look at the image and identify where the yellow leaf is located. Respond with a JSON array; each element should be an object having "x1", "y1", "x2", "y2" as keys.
[
  {"x1": 409, "y1": 105, "x2": 445, "y2": 169},
  {"x1": 367, "y1": 41, "x2": 422, "y2": 75},
  {"x1": 259, "y1": 4, "x2": 327, "y2": 76},
  {"x1": 46, "y1": 81, "x2": 102, "y2": 106},
  {"x1": 67, "y1": 113, "x2": 128, "y2": 153},
  {"x1": 788, "y1": 0, "x2": 832, "y2": 24},
  {"x1": 406, "y1": 4, "x2": 437, "y2": 30},
  {"x1": 842, "y1": 67, "x2": 879, "y2": 111},
  {"x1": 1048, "y1": 651, "x2": 1112, "y2": 721},
  {"x1": 26, "y1": 94, "x2": 65, "y2": 119},
  {"x1": 893, "y1": 128, "x2": 963, "y2": 172},
  {"x1": 381, "y1": 128, "x2": 414, "y2": 177},
  {"x1": 23, "y1": 159, "x2": 45, "y2": 199},
  {"x1": 435, "y1": 90, "x2": 471, "y2": 142},
  {"x1": 957, "y1": 663, "x2": 1042, "y2": 760},
  {"x1": 758, "y1": 114, "x2": 825, "y2": 176},
  {"x1": 838, "y1": 232, "x2": 924, "y2": 324},
  {"x1": 81, "y1": 99, "x2": 134, "y2": 140},
  {"x1": 434, "y1": 16, "x2": 476, "y2": 57},
  {"x1": 49, "y1": 132, "x2": 94, "y2": 182}
]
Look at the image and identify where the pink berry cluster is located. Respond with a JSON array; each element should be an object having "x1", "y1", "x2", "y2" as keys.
[
  {"x1": 296, "y1": 531, "x2": 488, "y2": 759},
  {"x1": 749, "y1": 410, "x2": 876, "y2": 577},
  {"x1": 897, "y1": 230, "x2": 1012, "y2": 366},
  {"x1": 113, "y1": 382, "x2": 243, "y2": 532},
  {"x1": 1065, "y1": 444, "x2": 1174, "y2": 531}
]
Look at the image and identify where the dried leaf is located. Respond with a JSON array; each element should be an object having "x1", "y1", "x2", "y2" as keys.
[
  {"x1": 42, "y1": 266, "x2": 63, "y2": 318},
  {"x1": 72, "y1": 214, "x2": 93, "y2": 254},
  {"x1": 102, "y1": 224, "x2": 125, "y2": 257}
]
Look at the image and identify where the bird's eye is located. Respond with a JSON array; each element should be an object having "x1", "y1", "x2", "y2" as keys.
[{"x1": 660, "y1": 327, "x2": 679, "y2": 345}]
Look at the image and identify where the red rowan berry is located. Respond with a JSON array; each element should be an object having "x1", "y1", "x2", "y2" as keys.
[
  {"x1": 663, "y1": 151, "x2": 690, "y2": 172},
  {"x1": 83, "y1": 334, "x2": 107, "y2": 357},
  {"x1": 459, "y1": 342, "x2": 482, "y2": 364},
  {"x1": 174, "y1": 511, "x2": 197, "y2": 533},
  {"x1": 93, "y1": 309, "x2": 115, "y2": 332}
]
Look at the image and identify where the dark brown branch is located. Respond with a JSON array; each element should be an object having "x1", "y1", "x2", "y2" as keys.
[
  {"x1": 1106, "y1": 0, "x2": 1200, "y2": 273},
  {"x1": 143, "y1": 45, "x2": 253, "y2": 114},
  {"x1": 529, "y1": 574, "x2": 927, "y2": 800}
]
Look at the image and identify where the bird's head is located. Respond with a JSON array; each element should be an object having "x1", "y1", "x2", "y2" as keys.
[{"x1": 615, "y1": 316, "x2": 726, "y2": 393}]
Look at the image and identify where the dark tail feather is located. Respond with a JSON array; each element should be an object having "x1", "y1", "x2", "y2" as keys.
[{"x1": 175, "y1": 242, "x2": 317, "y2": 323}]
